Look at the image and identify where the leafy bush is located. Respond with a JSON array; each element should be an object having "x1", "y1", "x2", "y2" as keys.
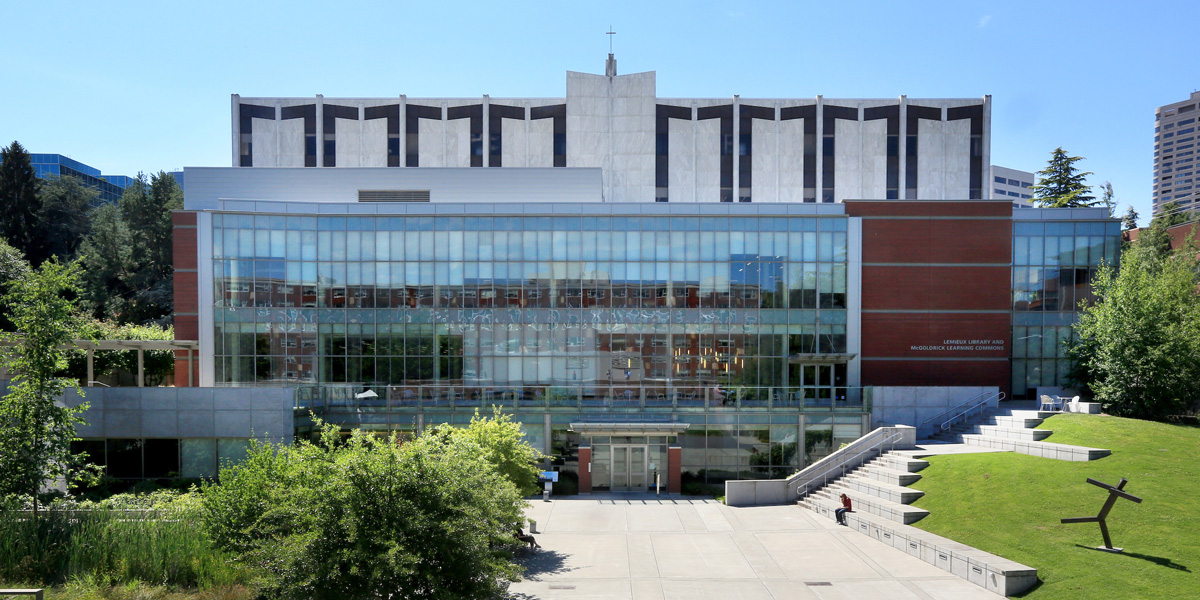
[{"x1": 201, "y1": 419, "x2": 531, "y2": 600}]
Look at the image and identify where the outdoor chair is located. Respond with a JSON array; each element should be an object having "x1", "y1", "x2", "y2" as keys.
[{"x1": 1039, "y1": 394, "x2": 1056, "y2": 411}]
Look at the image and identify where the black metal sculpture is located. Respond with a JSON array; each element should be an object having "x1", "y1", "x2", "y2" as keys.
[{"x1": 1061, "y1": 477, "x2": 1142, "y2": 553}]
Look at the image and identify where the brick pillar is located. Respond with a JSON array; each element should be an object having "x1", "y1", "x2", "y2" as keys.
[
  {"x1": 172, "y1": 211, "x2": 199, "y2": 387},
  {"x1": 667, "y1": 446, "x2": 682, "y2": 494},
  {"x1": 577, "y1": 447, "x2": 592, "y2": 493}
]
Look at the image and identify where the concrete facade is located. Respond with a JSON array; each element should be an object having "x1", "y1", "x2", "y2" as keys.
[
  {"x1": 232, "y1": 62, "x2": 990, "y2": 205},
  {"x1": 989, "y1": 165, "x2": 1035, "y2": 208}
]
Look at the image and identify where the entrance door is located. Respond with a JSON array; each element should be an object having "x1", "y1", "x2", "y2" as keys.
[{"x1": 612, "y1": 445, "x2": 648, "y2": 491}]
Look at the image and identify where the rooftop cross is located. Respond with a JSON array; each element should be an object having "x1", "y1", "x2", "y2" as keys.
[{"x1": 607, "y1": 26, "x2": 616, "y2": 54}]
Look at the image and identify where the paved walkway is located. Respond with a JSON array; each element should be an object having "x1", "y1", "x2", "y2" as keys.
[{"x1": 510, "y1": 494, "x2": 1002, "y2": 599}]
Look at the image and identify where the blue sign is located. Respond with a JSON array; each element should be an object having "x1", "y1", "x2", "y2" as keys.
[{"x1": 540, "y1": 471, "x2": 559, "y2": 482}]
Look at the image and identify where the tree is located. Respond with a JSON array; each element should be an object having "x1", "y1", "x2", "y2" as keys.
[
  {"x1": 77, "y1": 203, "x2": 132, "y2": 321},
  {"x1": 0, "y1": 237, "x2": 30, "y2": 331},
  {"x1": 0, "y1": 260, "x2": 88, "y2": 517},
  {"x1": 1068, "y1": 229, "x2": 1200, "y2": 419},
  {"x1": 1121, "y1": 205, "x2": 1140, "y2": 230},
  {"x1": 202, "y1": 419, "x2": 529, "y2": 600},
  {"x1": 1099, "y1": 181, "x2": 1116, "y2": 217},
  {"x1": 459, "y1": 407, "x2": 545, "y2": 495},
  {"x1": 0, "y1": 142, "x2": 43, "y2": 264},
  {"x1": 1030, "y1": 147, "x2": 1096, "y2": 208},
  {"x1": 113, "y1": 172, "x2": 181, "y2": 325},
  {"x1": 37, "y1": 175, "x2": 97, "y2": 261},
  {"x1": 1151, "y1": 200, "x2": 1189, "y2": 229}
]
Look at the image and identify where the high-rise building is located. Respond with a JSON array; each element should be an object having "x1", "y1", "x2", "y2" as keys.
[
  {"x1": 1153, "y1": 90, "x2": 1200, "y2": 216},
  {"x1": 29, "y1": 153, "x2": 133, "y2": 204},
  {"x1": 990, "y1": 165, "x2": 1035, "y2": 208}
]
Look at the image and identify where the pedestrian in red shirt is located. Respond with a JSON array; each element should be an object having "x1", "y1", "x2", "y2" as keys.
[{"x1": 835, "y1": 493, "x2": 852, "y2": 525}]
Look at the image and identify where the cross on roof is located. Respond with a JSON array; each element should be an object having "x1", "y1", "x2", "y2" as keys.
[{"x1": 607, "y1": 27, "x2": 616, "y2": 54}]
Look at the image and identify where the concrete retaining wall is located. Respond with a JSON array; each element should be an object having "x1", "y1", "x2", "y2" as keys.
[{"x1": 870, "y1": 386, "x2": 999, "y2": 438}]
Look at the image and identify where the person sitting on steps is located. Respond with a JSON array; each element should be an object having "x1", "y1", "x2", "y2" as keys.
[
  {"x1": 835, "y1": 493, "x2": 852, "y2": 525},
  {"x1": 515, "y1": 527, "x2": 542, "y2": 553}
]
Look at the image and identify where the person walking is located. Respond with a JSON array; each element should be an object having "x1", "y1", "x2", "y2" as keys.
[{"x1": 834, "y1": 493, "x2": 852, "y2": 525}]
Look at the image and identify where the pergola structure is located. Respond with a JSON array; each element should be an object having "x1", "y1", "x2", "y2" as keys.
[{"x1": 1, "y1": 339, "x2": 200, "y2": 387}]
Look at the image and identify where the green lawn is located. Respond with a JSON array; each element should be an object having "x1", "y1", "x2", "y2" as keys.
[{"x1": 910, "y1": 413, "x2": 1199, "y2": 599}]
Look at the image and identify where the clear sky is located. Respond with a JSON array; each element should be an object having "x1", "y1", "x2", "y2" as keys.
[{"x1": 3, "y1": 0, "x2": 1197, "y2": 224}]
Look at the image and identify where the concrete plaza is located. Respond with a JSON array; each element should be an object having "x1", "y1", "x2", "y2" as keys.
[{"x1": 510, "y1": 495, "x2": 1002, "y2": 600}]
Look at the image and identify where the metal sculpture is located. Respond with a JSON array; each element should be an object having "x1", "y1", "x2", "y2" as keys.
[{"x1": 1060, "y1": 477, "x2": 1142, "y2": 553}]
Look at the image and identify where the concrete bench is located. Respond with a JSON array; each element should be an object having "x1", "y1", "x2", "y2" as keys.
[
  {"x1": 798, "y1": 501, "x2": 1037, "y2": 596},
  {"x1": 0, "y1": 590, "x2": 45, "y2": 600},
  {"x1": 960, "y1": 434, "x2": 1110, "y2": 461}
]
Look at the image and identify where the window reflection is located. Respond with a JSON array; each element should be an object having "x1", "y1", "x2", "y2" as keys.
[{"x1": 213, "y1": 214, "x2": 851, "y2": 400}]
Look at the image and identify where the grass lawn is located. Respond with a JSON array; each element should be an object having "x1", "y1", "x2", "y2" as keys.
[{"x1": 910, "y1": 413, "x2": 1199, "y2": 599}]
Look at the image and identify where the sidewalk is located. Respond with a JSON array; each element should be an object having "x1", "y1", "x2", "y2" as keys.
[{"x1": 510, "y1": 495, "x2": 1003, "y2": 599}]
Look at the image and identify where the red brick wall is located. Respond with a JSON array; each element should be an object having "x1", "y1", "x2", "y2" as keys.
[
  {"x1": 861, "y1": 220, "x2": 1012, "y2": 264},
  {"x1": 173, "y1": 211, "x2": 198, "y2": 387},
  {"x1": 667, "y1": 447, "x2": 681, "y2": 494},
  {"x1": 577, "y1": 447, "x2": 592, "y2": 494},
  {"x1": 845, "y1": 201, "x2": 1012, "y2": 394},
  {"x1": 862, "y1": 266, "x2": 1011, "y2": 311}
]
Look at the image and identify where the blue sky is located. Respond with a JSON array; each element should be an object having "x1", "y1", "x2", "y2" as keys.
[{"x1": 3, "y1": 0, "x2": 1197, "y2": 224}]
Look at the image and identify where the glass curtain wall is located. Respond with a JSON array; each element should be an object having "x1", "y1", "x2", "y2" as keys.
[
  {"x1": 211, "y1": 213, "x2": 852, "y2": 410},
  {"x1": 1011, "y1": 220, "x2": 1121, "y2": 396}
]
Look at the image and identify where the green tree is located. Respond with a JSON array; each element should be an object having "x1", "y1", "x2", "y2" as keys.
[
  {"x1": 1030, "y1": 147, "x2": 1096, "y2": 208},
  {"x1": 1068, "y1": 231, "x2": 1200, "y2": 419},
  {"x1": 1121, "y1": 205, "x2": 1139, "y2": 230},
  {"x1": 37, "y1": 175, "x2": 97, "y2": 261},
  {"x1": 116, "y1": 172, "x2": 182, "y2": 325},
  {"x1": 1151, "y1": 200, "x2": 1189, "y2": 228},
  {"x1": 459, "y1": 407, "x2": 545, "y2": 495},
  {"x1": 0, "y1": 142, "x2": 43, "y2": 264},
  {"x1": 77, "y1": 203, "x2": 132, "y2": 321},
  {"x1": 0, "y1": 237, "x2": 31, "y2": 331},
  {"x1": 0, "y1": 260, "x2": 88, "y2": 517},
  {"x1": 1099, "y1": 181, "x2": 1116, "y2": 217},
  {"x1": 202, "y1": 420, "x2": 528, "y2": 600}
]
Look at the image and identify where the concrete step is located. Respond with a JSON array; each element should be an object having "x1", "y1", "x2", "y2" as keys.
[
  {"x1": 851, "y1": 463, "x2": 922, "y2": 487},
  {"x1": 840, "y1": 473, "x2": 925, "y2": 504},
  {"x1": 976, "y1": 424, "x2": 1053, "y2": 441},
  {"x1": 795, "y1": 502, "x2": 1037, "y2": 597},
  {"x1": 990, "y1": 414, "x2": 1045, "y2": 429},
  {"x1": 871, "y1": 453, "x2": 929, "y2": 473},
  {"x1": 960, "y1": 434, "x2": 1111, "y2": 461},
  {"x1": 808, "y1": 484, "x2": 929, "y2": 525}
]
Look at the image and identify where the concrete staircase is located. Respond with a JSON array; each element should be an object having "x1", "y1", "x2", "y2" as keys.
[
  {"x1": 924, "y1": 403, "x2": 1111, "y2": 461},
  {"x1": 800, "y1": 451, "x2": 931, "y2": 525}
]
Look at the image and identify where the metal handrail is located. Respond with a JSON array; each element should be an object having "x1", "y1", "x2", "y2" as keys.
[
  {"x1": 940, "y1": 391, "x2": 1006, "y2": 432},
  {"x1": 795, "y1": 430, "x2": 905, "y2": 502},
  {"x1": 921, "y1": 389, "x2": 1001, "y2": 426}
]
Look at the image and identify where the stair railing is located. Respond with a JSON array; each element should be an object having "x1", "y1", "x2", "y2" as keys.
[
  {"x1": 939, "y1": 391, "x2": 1006, "y2": 433},
  {"x1": 795, "y1": 430, "x2": 905, "y2": 503},
  {"x1": 920, "y1": 389, "x2": 1003, "y2": 429}
]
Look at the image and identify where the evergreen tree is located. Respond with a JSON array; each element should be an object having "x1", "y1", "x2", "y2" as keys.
[
  {"x1": 1030, "y1": 147, "x2": 1096, "y2": 208},
  {"x1": 1152, "y1": 200, "x2": 1190, "y2": 228},
  {"x1": 77, "y1": 204, "x2": 132, "y2": 321},
  {"x1": 37, "y1": 175, "x2": 97, "y2": 261},
  {"x1": 0, "y1": 142, "x2": 44, "y2": 264},
  {"x1": 1121, "y1": 205, "x2": 1139, "y2": 230}
]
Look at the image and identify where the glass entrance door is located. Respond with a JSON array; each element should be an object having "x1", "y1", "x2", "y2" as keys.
[{"x1": 612, "y1": 445, "x2": 648, "y2": 491}]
